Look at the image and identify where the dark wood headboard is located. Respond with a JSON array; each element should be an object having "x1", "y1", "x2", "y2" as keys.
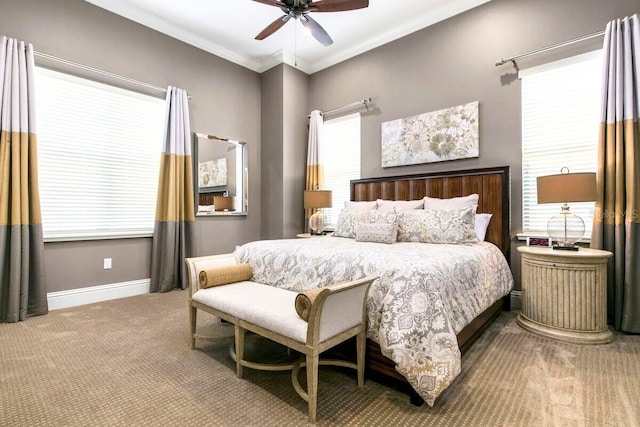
[{"x1": 350, "y1": 166, "x2": 511, "y2": 259}]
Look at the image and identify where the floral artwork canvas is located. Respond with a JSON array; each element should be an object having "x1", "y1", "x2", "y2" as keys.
[
  {"x1": 198, "y1": 157, "x2": 227, "y2": 188},
  {"x1": 381, "y1": 101, "x2": 479, "y2": 167}
]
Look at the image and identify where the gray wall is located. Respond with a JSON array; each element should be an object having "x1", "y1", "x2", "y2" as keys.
[
  {"x1": 307, "y1": 0, "x2": 638, "y2": 290},
  {"x1": 282, "y1": 65, "x2": 309, "y2": 238},
  {"x1": 1, "y1": 0, "x2": 262, "y2": 292},
  {"x1": 260, "y1": 65, "x2": 285, "y2": 240},
  {"x1": 260, "y1": 64, "x2": 309, "y2": 240}
]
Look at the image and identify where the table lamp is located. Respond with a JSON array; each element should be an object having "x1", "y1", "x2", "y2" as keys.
[
  {"x1": 304, "y1": 190, "x2": 332, "y2": 235},
  {"x1": 536, "y1": 168, "x2": 597, "y2": 250}
]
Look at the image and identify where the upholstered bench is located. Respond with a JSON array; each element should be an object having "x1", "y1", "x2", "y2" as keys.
[{"x1": 185, "y1": 253, "x2": 376, "y2": 423}]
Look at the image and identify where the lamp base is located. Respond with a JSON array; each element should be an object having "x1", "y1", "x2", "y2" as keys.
[
  {"x1": 552, "y1": 244, "x2": 580, "y2": 251},
  {"x1": 309, "y1": 211, "x2": 326, "y2": 235}
]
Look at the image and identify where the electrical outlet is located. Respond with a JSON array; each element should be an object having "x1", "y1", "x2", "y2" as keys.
[{"x1": 103, "y1": 258, "x2": 112, "y2": 270}]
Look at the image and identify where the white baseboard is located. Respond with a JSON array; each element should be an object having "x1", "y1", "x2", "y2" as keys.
[{"x1": 47, "y1": 279, "x2": 151, "y2": 311}]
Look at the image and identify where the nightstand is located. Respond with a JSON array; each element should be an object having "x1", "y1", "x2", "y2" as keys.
[{"x1": 517, "y1": 246, "x2": 613, "y2": 344}]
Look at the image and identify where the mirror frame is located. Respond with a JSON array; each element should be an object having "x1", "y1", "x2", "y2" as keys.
[{"x1": 193, "y1": 132, "x2": 248, "y2": 216}]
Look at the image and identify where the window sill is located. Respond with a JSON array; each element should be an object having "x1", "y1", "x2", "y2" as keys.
[{"x1": 44, "y1": 232, "x2": 153, "y2": 243}]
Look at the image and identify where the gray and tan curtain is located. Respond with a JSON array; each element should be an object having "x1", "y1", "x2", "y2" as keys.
[
  {"x1": 0, "y1": 36, "x2": 47, "y2": 322},
  {"x1": 592, "y1": 13, "x2": 640, "y2": 333},
  {"x1": 305, "y1": 110, "x2": 324, "y2": 229},
  {"x1": 150, "y1": 87, "x2": 195, "y2": 293}
]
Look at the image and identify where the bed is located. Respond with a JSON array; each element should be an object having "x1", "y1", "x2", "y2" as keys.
[{"x1": 234, "y1": 166, "x2": 513, "y2": 406}]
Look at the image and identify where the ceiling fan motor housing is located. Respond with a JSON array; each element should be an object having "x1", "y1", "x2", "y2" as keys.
[{"x1": 254, "y1": 0, "x2": 370, "y2": 46}]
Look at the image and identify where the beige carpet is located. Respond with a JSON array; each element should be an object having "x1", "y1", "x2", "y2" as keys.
[{"x1": 1, "y1": 290, "x2": 638, "y2": 427}]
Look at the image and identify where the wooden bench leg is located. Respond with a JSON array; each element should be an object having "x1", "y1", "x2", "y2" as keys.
[
  {"x1": 235, "y1": 324, "x2": 245, "y2": 379},
  {"x1": 306, "y1": 354, "x2": 319, "y2": 423},
  {"x1": 189, "y1": 304, "x2": 197, "y2": 350},
  {"x1": 356, "y1": 331, "x2": 365, "y2": 387}
]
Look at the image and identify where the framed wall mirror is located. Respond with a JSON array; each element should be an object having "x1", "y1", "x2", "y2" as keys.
[{"x1": 193, "y1": 132, "x2": 248, "y2": 216}]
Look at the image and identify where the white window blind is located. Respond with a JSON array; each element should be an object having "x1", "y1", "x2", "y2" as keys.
[
  {"x1": 521, "y1": 50, "x2": 602, "y2": 237},
  {"x1": 35, "y1": 67, "x2": 165, "y2": 241},
  {"x1": 320, "y1": 113, "x2": 361, "y2": 226}
]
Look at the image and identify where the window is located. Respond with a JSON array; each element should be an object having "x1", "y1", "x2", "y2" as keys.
[
  {"x1": 35, "y1": 67, "x2": 165, "y2": 241},
  {"x1": 320, "y1": 113, "x2": 361, "y2": 226},
  {"x1": 521, "y1": 50, "x2": 602, "y2": 237}
]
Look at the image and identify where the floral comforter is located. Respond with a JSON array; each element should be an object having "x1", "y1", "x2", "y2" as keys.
[{"x1": 234, "y1": 236, "x2": 513, "y2": 405}]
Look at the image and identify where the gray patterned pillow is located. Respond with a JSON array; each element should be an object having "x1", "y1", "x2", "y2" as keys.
[
  {"x1": 332, "y1": 209, "x2": 367, "y2": 238},
  {"x1": 397, "y1": 207, "x2": 478, "y2": 244},
  {"x1": 356, "y1": 222, "x2": 398, "y2": 244},
  {"x1": 362, "y1": 209, "x2": 398, "y2": 224}
]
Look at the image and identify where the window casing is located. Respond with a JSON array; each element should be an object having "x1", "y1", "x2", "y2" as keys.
[
  {"x1": 320, "y1": 113, "x2": 361, "y2": 226},
  {"x1": 521, "y1": 50, "x2": 602, "y2": 238},
  {"x1": 35, "y1": 67, "x2": 165, "y2": 241}
]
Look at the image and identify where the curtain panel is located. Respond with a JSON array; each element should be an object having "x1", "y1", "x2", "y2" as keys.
[
  {"x1": 0, "y1": 36, "x2": 47, "y2": 322},
  {"x1": 305, "y1": 110, "x2": 324, "y2": 229},
  {"x1": 592, "y1": 14, "x2": 640, "y2": 332},
  {"x1": 150, "y1": 87, "x2": 195, "y2": 293}
]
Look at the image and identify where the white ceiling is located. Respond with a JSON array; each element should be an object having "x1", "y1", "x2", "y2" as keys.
[{"x1": 84, "y1": 0, "x2": 490, "y2": 74}]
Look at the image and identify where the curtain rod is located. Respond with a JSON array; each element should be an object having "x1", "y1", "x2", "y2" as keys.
[
  {"x1": 34, "y1": 51, "x2": 175, "y2": 96},
  {"x1": 494, "y1": 30, "x2": 605, "y2": 67},
  {"x1": 308, "y1": 97, "x2": 372, "y2": 119}
]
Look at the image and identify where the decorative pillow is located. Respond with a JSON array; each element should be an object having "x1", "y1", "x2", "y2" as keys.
[
  {"x1": 423, "y1": 194, "x2": 479, "y2": 210},
  {"x1": 376, "y1": 199, "x2": 424, "y2": 211},
  {"x1": 199, "y1": 263, "x2": 252, "y2": 288},
  {"x1": 356, "y1": 222, "x2": 398, "y2": 244},
  {"x1": 344, "y1": 200, "x2": 378, "y2": 210},
  {"x1": 362, "y1": 209, "x2": 398, "y2": 224},
  {"x1": 332, "y1": 209, "x2": 368, "y2": 238},
  {"x1": 397, "y1": 207, "x2": 478, "y2": 244},
  {"x1": 295, "y1": 287, "x2": 325, "y2": 321},
  {"x1": 294, "y1": 281, "x2": 348, "y2": 321},
  {"x1": 475, "y1": 213, "x2": 493, "y2": 241},
  {"x1": 334, "y1": 208, "x2": 398, "y2": 238}
]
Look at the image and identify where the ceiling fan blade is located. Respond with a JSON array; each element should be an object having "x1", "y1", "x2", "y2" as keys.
[
  {"x1": 252, "y1": 0, "x2": 288, "y2": 7},
  {"x1": 300, "y1": 15, "x2": 333, "y2": 46},
  {"x1": 308, "y1": 0, "x2": 369, "y2": 12},
  {"x1": 255, "y1": 15, "x2": 291, "y2": 40}
]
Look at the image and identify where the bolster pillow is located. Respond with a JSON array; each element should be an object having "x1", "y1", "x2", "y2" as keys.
[
  {"x1": 199, "y1": 263, "x2": 253, "y2": 289},
  {"x1": 295, "y1": 288, "x2": 325, "y2": 321}
]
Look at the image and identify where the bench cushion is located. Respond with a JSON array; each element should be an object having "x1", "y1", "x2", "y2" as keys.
[{"x1": 192, "y1": 281, "x2": 309, "y2": 343}]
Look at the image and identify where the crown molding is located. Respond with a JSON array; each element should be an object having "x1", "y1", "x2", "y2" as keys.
[
  {"x1": 307, "y1": 0, "x2": 491, "y2": 73},
  {"x1": 84, "y1": 0, "x2": 262, "y2": 72}
]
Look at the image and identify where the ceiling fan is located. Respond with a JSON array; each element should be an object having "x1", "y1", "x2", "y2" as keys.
[{"x1": 252, "y1": 0, "x2": 370, "y2": 47}]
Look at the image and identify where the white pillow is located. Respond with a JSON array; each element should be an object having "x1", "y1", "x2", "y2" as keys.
[
  {"x1": 376, "y1": 199, "x2": 424, "y2": 211},
  {"x1": 423, "y1": 194, "x2": 479, "y2": 210},
  {"x1": 475, "y1": 213, "x2": 492, "y2": 241},
  {"x1": 397, "y1": 207, "x2": 478, "y2": 244},
  {"x1": 344, "y1": 200, "x2": 378, "y2": 210}
]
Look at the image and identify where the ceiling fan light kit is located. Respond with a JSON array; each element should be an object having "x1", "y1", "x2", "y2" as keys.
[{"x1": 253, "y1": 0, "x2": 369, "y2": 46}]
